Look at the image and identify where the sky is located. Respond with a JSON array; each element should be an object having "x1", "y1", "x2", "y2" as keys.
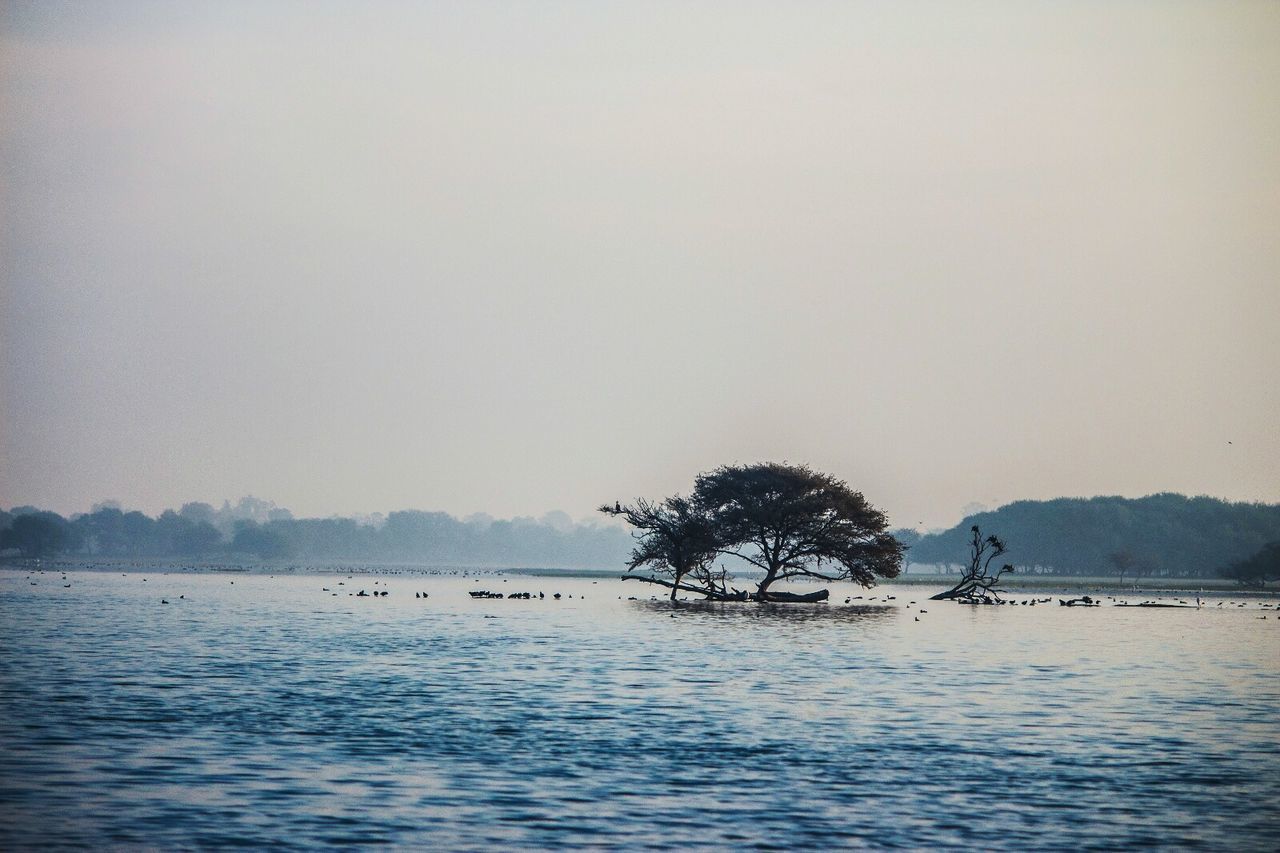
[{"x1": 2, "y1": 1, "x2": 1278, "y2": 529}]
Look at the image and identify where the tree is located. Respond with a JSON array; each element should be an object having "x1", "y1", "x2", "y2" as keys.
[
  {"x1": 600, "y1": 496, "x2": 723, "y2": 600},
  {"x1": 230, "y1": 520, "x2": 292, "y2": 560},
  {"x1": 121, "y1": 511, "x2": 158, "y2": 555},
  {"x1": 179, "y1": 502, "x2": 217, "y2": 525},
  {"x1": 177, "y1": 521, "x2": 224, "y2": 555},
  {"x1": 74, "y1": 506, "x2": 127, "y2": 555},
  {"x1": 156, "y1": 510, "x2": 224, "y2": 555},
  {"x1": 890, "y1": 527, "x2": 922, "y2": 550},
  {"x1": 691, "y1": 462, "x2": 904, "y2": 600},
  {"x1": 0, "y1": 512, "x2": 74, "y2": 557},
  {"x1": 1107, "y1": 549, "x2": 1157, "y2": 585},
  {"x1": 907, "y1": 494, "x2": 1280, "y2": 577},
  {"x1": 1108, "y1": 549, "x2": 1138, "y2": 585},
  {"x1": 1220, "y1": 541, "x2": 1280, "y2": 588},
  {"x1": 929, "y1": 526, "x2": 1015, "y2": 602}
]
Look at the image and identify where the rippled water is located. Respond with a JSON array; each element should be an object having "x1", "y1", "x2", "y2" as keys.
[{"x1": 1, "y1": 568, "x2": 1277, "y2": 849}]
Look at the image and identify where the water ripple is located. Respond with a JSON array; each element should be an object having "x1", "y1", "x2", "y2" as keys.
[{"x1": 1, "y1": 570, "x2": 1277, "y2": 849}]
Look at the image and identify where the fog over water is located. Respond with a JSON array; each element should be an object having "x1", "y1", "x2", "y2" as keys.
[{"x1": 3, "y1": 2, "x2": 1279, "y2": 528}]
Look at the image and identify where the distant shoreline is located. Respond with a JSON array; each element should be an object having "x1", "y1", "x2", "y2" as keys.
[{"x1": 5, "y1": 557, "x2": 1275, "y2": 596}]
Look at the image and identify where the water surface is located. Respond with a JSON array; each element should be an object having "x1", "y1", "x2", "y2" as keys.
[{"x1": 1, "y1": 569, "x2": 1277, "y2": 849}]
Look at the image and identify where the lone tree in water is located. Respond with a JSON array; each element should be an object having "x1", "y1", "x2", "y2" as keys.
[
  {"x1": 599, "y1": 496, "x2": 720, "y2": 600},
  {"x1": 690, "y1": 462, "x2": 904, "y2": 601},
  {"x1": 929, "y1": 525, "x2": 1015, "y2": 602},
  {"x1": 604, "y1": 463, "x2": 904, "y2": 601}
]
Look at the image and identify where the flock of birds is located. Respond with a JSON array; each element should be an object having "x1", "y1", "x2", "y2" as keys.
[{"x1": 10, "y1": 567, "x2": 1280, "y2": 620}]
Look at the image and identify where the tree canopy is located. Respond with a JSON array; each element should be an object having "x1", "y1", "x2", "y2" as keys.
[
  {"x1": 599, "y1": 496, "x2": 719, "y2": 599},
  {"x1": 608, "y1": 462, "x2": 905, "y2": 601},
  {"x1": 1220, "y1": 540, "x2": 1280, "y2": 587},
  {"x1": 907, "y1": 494, "x2": 1280, "y2": 577},
  {"x1": 0, "y1": 512, "x2": 77, "y2": 557},
  {"x1": 0, "y1": 501, "x2": 633, "y2": 567},
  {"x1": 692, "y1": 463, "x2": 904, "y2": 597}
]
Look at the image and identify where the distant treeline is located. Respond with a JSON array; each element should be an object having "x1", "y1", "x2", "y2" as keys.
[
  {"x1": 0, "y1": 498, "x2": 632, "y2": 568},
  {"x1": 906, "y1": 494, "x2": 1280, "y2": 578},
  {"x1": 3, "y1": 492, "x2": 1278, "y2": 578}
]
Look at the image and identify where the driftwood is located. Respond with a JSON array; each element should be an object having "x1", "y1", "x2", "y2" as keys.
[
  {"x1": 1059, "y1": 596, "x2": 1099, "y2": 607},
  {"x1": 620, "y1": 575, "x2": 828, "y2": 602}
]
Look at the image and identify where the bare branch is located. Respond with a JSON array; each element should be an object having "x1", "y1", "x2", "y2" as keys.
[{"x1": 930, "y1": 526, "x2": 1016, "y2": 602}]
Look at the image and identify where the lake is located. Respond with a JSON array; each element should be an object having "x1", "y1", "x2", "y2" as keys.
[{"x1": 1, "y1": 567, "x2": 1277, "y2": 849}]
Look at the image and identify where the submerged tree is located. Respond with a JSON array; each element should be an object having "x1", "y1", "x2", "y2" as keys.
[
  {"x1": 691, "y1": 462, "x2": 904, "y2": 601},
  {"x1": 600, "y1": 496, "x2": 726, "y2": 599},
  {"x1": 929, "y1": 526, "x2": 1015, "y2": 602},
  {"x1": 604, "y1": 463, "x2": 904, "y2": 601}
]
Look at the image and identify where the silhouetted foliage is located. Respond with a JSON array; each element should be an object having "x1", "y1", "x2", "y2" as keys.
[
  {"x1": 158, "y1": 511, "x2": 222, "y2": 555},
  {"x1": 0, "y1": 512, "x2": 77, "y2": 557},
  {"x1": 76, "y1": 507, "x2": 128, "y2": 555},
  {"x1": 1107, "y1": 549, "x2": 1138, "y2": 583},
  {"x1": 600, "y1": 496, "x2": 720, "y2": 599},
  {"x1": 602, "y1": 464, "x2": 905, "y2": 600},
  {"x1": 929, "y1": 526, "x2": 1015, "y2": 602},
  {"x1": 691, "y1": 462, "x2": 904, "y2": 598},
  {"x1": 230, "y1": 520, "x2": 293, "y2": 560},
  {"x1": 908, "y1": 494, "x2": 1280, "y2": 577},
  {"x1": 1105, "y1": 549, "x2": 1156, "y2": 585},
  {"x1": 1220, "y1": 541, "x2": 1280, "y2": 588},
  {"x1": 1, "y1": 497, "x2": 637, "y2": 566},
  {"x1": 890, "y1": 527, "x2": 922, "y2": 550},
  {"x1": 179, "y1": 502, "x2": 217, "y2": 525}
]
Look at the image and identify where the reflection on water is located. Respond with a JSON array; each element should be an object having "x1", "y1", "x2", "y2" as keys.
[
  {"x1": 637, "y1": 598, "x2": 899, "y2": 624},
  {"x1": 0, "y1": 569, "x2": 1277, "y2": 849}
]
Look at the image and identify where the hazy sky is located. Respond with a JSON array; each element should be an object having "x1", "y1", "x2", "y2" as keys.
[{"x1": 2, "y1": 1, "x2": 1278, "y2": 528}]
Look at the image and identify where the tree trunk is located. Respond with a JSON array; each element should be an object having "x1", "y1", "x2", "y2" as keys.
[
  {"x1": 755, "y1": 567, "x2": 780, "y2": 600},
  {"x1": 930, "y1": 585, "x2": 971, "y2": 601}
]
